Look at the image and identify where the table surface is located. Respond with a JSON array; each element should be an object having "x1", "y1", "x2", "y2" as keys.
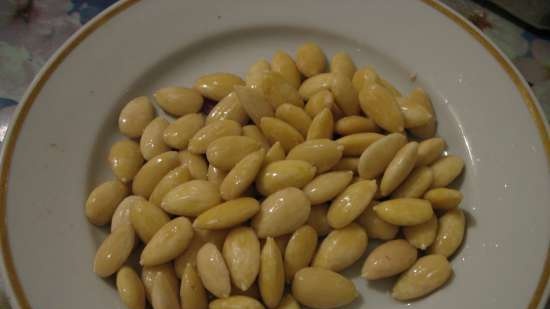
[{"x1": 0, "y1": 0, "x2": 549, "y2": 308}]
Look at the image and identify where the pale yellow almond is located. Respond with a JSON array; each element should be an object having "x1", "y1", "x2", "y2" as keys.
[
  {"x1": 424, "y1": 188, "x2": 463, "y2": 210},
  {"x1": 276, "y1": 294, "x2": 300, "y2": 309},
  {"x1": 359, "y1": 83, "x2": 404, "y2": 133},
  {"x1": 357, "y1": 201, "x2": 398, "y2": 240},
  {"x1": 260, "y1": 117, "x2": 304, "y2": 152},
  {"x1": 154, "y1": 86, "x2": 203, "y2": 116},
  {"x1": 265, "y1": 142, "x2": 285, "y2": 165},
  {"x1": 331, "y1": 157, "x2": 359, "y2": 174},
  {"x1": 231, "y1": 282, "x2": 261, "y2": 299},
  {"x1": 429, "y1": 208, "x2": 465, "y2": 257},
  {"x1": 207, "y1": 165, "x2": 227, "y2": 187},
  {"x1": 151, "y1": 272, "x2": 181, "y2": 309},
  {"x1": 380, "y1": 142, "x2": 419, "y2": 196},
  {"x1": 86, "y1": 180, "x2": 128, "y2": 226},
  {"x1": 298, "y1": 73, "x2": 333, "y2": 99},
  {"x1": 210, "y1": 296, "x2": 266, "y2": 309},
  {"x1": 287, "y1": 139, "x2": 343, "y2": 173},
  {"x1": 357, "y1": 133, "x2": 407, "y2": 179},
  {"x1": 392, "y1": 255, "x2": 452, "y2": 301},
  {"x1": 130, "y1": 199, "x2": 170, "y2": 243},
  {"x1": 352, "y1": 66, "x2": 379, "y2": 92},
  {"x1": 398, "y1": 96, "x2": 433, "y2": 128},
  {"x1": 336, "y1": 132, "x2": 384, "y2": 156},
  {"x1": 111, "y1": 195, "x2": 145, "y2": 232},
  {"x1": 108, "y1": 140, "x2": 144, "y2": 183},
  {"x1": 252, "y1": 187, "x2": 311, "y2": 238},
  {"x1": 303, "y1": 171, "x2": 353, "y2": 205},
  {"x1": 304, "y1": 89, "x2": 341, "y2": 118},
  {"x1": 116, "y1": 266, "x2": 146, "y2": 309},
  {"x1": 246, "y1": 59, "x2": 271, "y2": 86},
  {"x1": 197, "y1": 243, "x2": 232, "y2": 298},
  {"x1": 234, "y1": 85, "x2": 274, "y2": 126},
  {"x1": 275, "y1": 104, "x2": 312, "y2": 136},
  {"x1": 194, "y1": 198, "x2": 260, "y2": 230},
  {"x1": 243, "y1": 125, "x2": 271, "y2": 149},
  {"x1": 284, "y1": 225, "x2": 318, "y2": 281},
  {"x1": 335, "y1": 116, "x2": 379, "y2": 136},
  {"x1": 373, "y1": 198, "x2": 433, "y2": 226},
  {"x1": 140, "y1": 217, "x2": 194, "y2": 266},
  {"x1": 296, "y1": 42, "x2": 326, "y2": 77},
  {"x1": 260, "y1": 237, "x2": 285, "y2": 308},
  {"x1": 161, "y1": 180, "x2": 221, "y2": 216},
  {"x1": 220, "y1": 149, "x2": 265, "y2": 200},
  {"x1": 194, "y1": 73, "x2": 245, "y2": 101},
  {"x1": 312, "y1": 223, "x2": 367, "y2": 272},
  {"x1": 378, "y1": 78, "x2": 402, "y2": 97},
  {"x1": 248, "y1": 71, "x2": 303, "y2": 108},
  {"x1": 272, "y1": 51, "x2": 301, "y2": 89},
  {"x1": 330, "y1": 73, "x2": 360, "y2": 116},
  {"x1": 330, "y1": 52, "x2": 356, "y2": 80},
  {"x1": 223, "y1": 227, "x2": 261, "y2": 291},
  {"x1": 327, "y1": 179, "x2": 377, "y2": 229},
  {"x1": 274, "y1": 234, "x2": 292, "y2": 255},
  {"x1": 256, "y1": 160, "x2": 316, "y2": 196},
  {"x1": 207, "y1": 92, "x2": 249, "y2": 125},
  {"x1": 188, "y1": 119, "x2": 242, "y2": 154},
  {"x1": 163, "y1": 113, "x2": 205, "y2": 150},
  {"x1": 416, "y1": 137, "x2": 446, "y2": 167},
  {"x1": 391, "y1": 166, "x2": 433, "y2": 198},
  {"x1": 142, "y1": 264, "x2": 178, "y2": 302},
  {"x1": 206, "y1": 136, "x2": 261, "y2": 171},
  {"x1": 431, "y1": 155, "x2": 465, "y2": 188},
  {"x1": 140, "y1": 117, "x2": 170, "y2": 160},
  {"x1": 132, "y1": 151, "x2": 180, "y2": 198},
  {"x1": 149, "y1": 166, "x2": 191, "y2": 206},
  {"x1": 362, "y1": 239, "x2": 417, "y2": 280},
  {"x1": 292, "y1": 267, "x2": 358, "y2": 308},
  {"x1": 407, "y1": 88, "x2": 437, "y2": 139},
  {"x1": 403, "y1": 215, "x2": 438, "y2": 250},
  {"x1": 180, "y1": 263, "x2": 208, "y2": 309},
  {"x1": 174, "y1": 228, "x2": 228, "y2": 276},
  {"x1": 93, "y1": 224, "x2": 135, "y2": 277},
  {"x1": 307, "y1": 108, "x2": 333, "y2": 140},
  {"x1": 307, "y1": 204, "x2": 332, "y2": 236},
  {"x1": 179, "y1": 150, "x2": 208, "y2": 180},
  {"x1": 119, "y1": 96, "x2": 155, "y2": 138}
]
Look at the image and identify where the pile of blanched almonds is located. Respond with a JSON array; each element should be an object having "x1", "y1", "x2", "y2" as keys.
[{"x1": 85, "y1": 42, "x2": 466, "y2": 309}]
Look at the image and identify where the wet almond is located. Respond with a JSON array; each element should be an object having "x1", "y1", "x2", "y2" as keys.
[
  {"x1": 197, "y1": 243, "x2": 232, "y2": 298},
  {"x1": 243, "y1": 125, "x2": 271, "y2": 149},
  {"x1": 130, "y1": 199, "x2": 170, "y2": 243},
  {"x1": 352, "y1": 66, "x2": 379, "y2": 92},
  {"x1": 161, "y1": 180, "x2": 221, "y2": 216},
  {"x1": 256, "y1": 160, "x2": 316, "y2": 196},
  {"x1": 359, "y1": 83, "x2": 404, "y2": 133},
  {"x1": 220, "y1": 149, "x2": 265, "y2": 200},
  {"x1": 429, "y1": 208, "x2": 465, "y2": 257},
  {"x1": 163, "y1": 113, "x2": 205, "y2": 150},
  {"x1": 149, "y1": 166, "x2": 191, "y2": 206},
  {"x1": 304, "y1": 89, "x2": 338, "y2": 118},
  {"x1": 312, "y1": 223, "x2": 367, "y2": 271},
  {"x1": 194, "y1": 198, "x2": 260, "y2": 230},
  {"x1": 132, "y1": 151, "x2": 180, "y2": 198},
  {"x1": 188, "y1": 119, "x2": 242, "y2": 154},
  {"x1": 179, "y1": 150, "x2": 208, "y2": 180},
  {"x1": 335, "y1": 116, "x2": 379, "y2": 135},
  {"x1": 119, "y1": 96, "x2": 155, "y2": 138},
  {"x1": 210, "y1": 296, "x2": 265, "y2": 309},
  {"x1": 287, "y1": 139, "x2": 343, "y2": 173},
  {"x1": 357, "y1": 201, "x2": 398, "y2": 240},
  {"x1": 373, "y1": 198, "x2": 433, "y2": 226},
  {"x1": 392, "y1": 255, "x2": 452, "y2": 301},
  {"x1": 298, "y1": 73, "x2": 333, "y2": 99},
  {"x1": 407, "y1": 88, "x2": 437, "y2": 139},
  {"x1": 260, "y1": 117, "x2": 304, "y2": 152},
  {"x1": 140, "y1": 217, "x2": 194, "y2": 266},
  {"x1": 362, "y1": 239, "x2": 417, "y2": 280},
  {"x1": 94, "y1": 224, "x2": 135, "y2": 277},
  {"x1": 151, "y1": 272, "x2": 181, "y2": 309},
  {"x1": 154, "y1": 86, "x2": 203, "y2": 116},
  {"x1": 431, "y1": 155, "x2": 465, "y2": 188},
  {"x1": 223, "y1": 227, "x2": 261, "y2": 291},
  {"x1": 109, "y1": 140, "x2": 144, "y2": 183},
  {"x1": 424, "y1": 188, "x2": 463, "y2": 210},
  {"x1": 142, "y1": 264, "x2": 178, "y2": 302},
  {"x1": 234, "y1": 85, "x2": 274, "y2": 126},
  {"x1": 246, "y1": 59, "x2": 271, "y2": 85},
  {"x1": 265, "y1": 142, "x2": 285, "y2": 165},
  {"x1": 380, "y1": 142, "x2": 419, "y2": 196},
  {"x1": 275, "y1": 104, "x2": 312, "y2": 136},
  {"x1": 194, "y1": 73, "x2": 245, "y2": 101},
  {"x1": 174, "y1": 229, "x2": 228, "y2": 276},
  {"x1": 416, "y1": 137, "x2": 446, "y2": 167},
  {"x1": 403, "y1": 215, "x2": 438, "y2": 250},
  {"x1": 330, "y1": 52, "x2": 356, "y2": 80},
  {"x1": 206, "y1": 136, "x2": 261, "y2": 171},
  {"x1": 330, "y1": 73, "x2": 360, "y2": 116},
  {"x1": 292, "y1": 267, "x2": 358, "y2": 309},
  {"x1": 284, "y1": 225, "x2": 318, "y2": 281},
  {"x1": 248, "y1": 71, "x2": 303, "y2": 108},
  {"x1": 357, "y1": 133, "x2": 407, "y2": 180},
  {"x1": 331, "y1": 157, "x2": 359, "y2": 174},
  {"x1": 116, "y1": 266, "x2": 146, "y2": 309},
  {"x1": 336, "y1": 133, "x2": 384, "y2": 156},
  {"x1": 180, "y1": 263, "x2": 208, "y2": 309},
  {"x1": 307, "y1": 204, "x2": 332, "y2": 237},
  {"x1": 296, "y1": 43, "x2": 326, "y2": 77},
  {"x1": 327, "y1": 180, "x2": 377, "y2": 229},
  {"x1": 208, "y1": 165, "x2": 227, "y2": 187},
  {"x1": 111, "y1": 196, "x2": 144, "y2": 232},
  {"x1": 206, "y1": 92, "x2": 249, "y2": 125},
  {"x1": 303, "y1": 171, "x2": 353, "y2": 205},
  {"x1": 391, "y1": 166, "x2": 433, "y2": 198},
  {"x1": 86, "y1": 180, "x2": 128, "y2": 226},
  {"x1": 272, "y1": 51, "x2": 301, "y2": 89},
  {"x1": 259, "y1": 237, "x2": 285, "y2": 308},
  {"x1": 398, "y1": 96, "x2": 433, "y2": 128},
  {"x1": 140, "y1": 117, "x2": 170, "y2": 160},
  {"x1": 307, "y1": 108, "x2": 333, "y2": 140}
]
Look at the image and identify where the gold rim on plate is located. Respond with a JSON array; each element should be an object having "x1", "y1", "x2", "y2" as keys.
[{"x1": 0, "y1": 0, "x2": 548, "y2": 308}]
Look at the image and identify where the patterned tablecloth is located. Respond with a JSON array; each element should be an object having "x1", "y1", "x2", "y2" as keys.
[{"x1": 0, "y1": 0, "x2": 549, "y2": 308}]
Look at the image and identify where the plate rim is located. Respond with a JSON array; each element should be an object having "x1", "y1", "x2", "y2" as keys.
[{"x1": 0, "y1": 0, "x2": 548, "y2": 308}]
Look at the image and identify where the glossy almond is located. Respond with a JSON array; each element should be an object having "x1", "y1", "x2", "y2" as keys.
[
  {"x1": 194, "y1": 73, "x2": 245, "y2": 101},
  {"x1": 275, "y1": 104, "x2": 312, "y2": 136},
  {"x1": 307, "y1": 204, "x2": 332, "y2": 236},
  {"x1": 298, "y1": 73, "x2": 333, "y2": 99},
  {"x1": 210, "y1": 296, "x2": 266, "y2": 309},
  {"x1": 149, "y1": 166, "x2": 191, "y2": 206},
  {"x1": 260, "y1": 117, "x2": 304, "y2": 152},
  {"x1": 140, "y1": 217, "x2": 194, "y2": 266},
  {"x1": 206, "y1": 136, "x2": 261, "y2": 171},
  {"x1": 304, "y1": 89, "x2": 338, "y2": 118},
  {"x1": 86, "y1": 180, "x2": 128, "y2": 226},
  {"x1": 140, "y1": 117, "x2": 170, "y2": 160},
  {"x1": 248, "y1": 71, "x2": 303, "y2": 108},
  {"x1": 208, "y1": 165, "x2": 227, "y2": 187},
  {"x1": 362, "y1": 239, "x2": 417, "y2": 280},
  {"x1": 352, "y1": 66, "x2": 379, "y2": 92},
  {"x1": 292, "y1": 267, "x2": 358, "y2": 309},
  {"x1": 335, "y1": 116, "x2": 379, "y2": 135},
  {"x1": 296, "y1": 43, "x2": 326, "y2": 77},
  {"x1": 307, "y1": 108, "x2": 333, "y2": 140},
  {"x1": 234, "y1": 85, "x2": 274, "y2": 126},
  {"x1": 132, "y1": 151, "x2": 180, "y2": 198},
  {"x1": 243, "y1": 125, "x2": 271, "y2": 149},
  {"x1": 142, "y1": 264, "x2": 178, "y2": 302},
  {"x1": 398, "y1": 96, "x2": 433, "y2": 128},
  {"x1": 223, "y1": 227, "x2": 261, "y2": 291},
  {"x1": 259, "y1": 237, "x2": 285, "y2": 308},
  {"x1": 188, "y1": 119, "x2": 242, "y2": 154},
  {"x1": 93, "y1": 224, "x2": 135, "y2": 277},
  {"x1": 265, "y1": 142, "x2": 285, "y2": 165},
  {"x1": 130, "y1": 199, "x2": 170, "y2": 243},
  {"x1": 331, "y1": 157, "x2": 359, "y2": 174},
  {"x1": 194, "y1": 198, "x2": 260, "y2": 230},
  {"x1": 380, "y1": 142, "x2": 419, "y2": 196},
  {"x1": 429, "y1": 209, "x2": 465, "y2": 257},
  {"x1": 336, "y1": 132, "x2": 384, "y2": 156},
  {"x1": 284, "y1": 225, "x2": 318, "y2": 281},
  {"x1": 151, "y1": 272, "x2": 180, "y2": 309},
  {"x1": 207, "y1": 92, "x2": 249, "y2": 125},
  {"x1": 357, "y1": 133, "x2": 407, "y2": 179},
  {"x1": 330, "y1": 52, "x2": 356, "y2": 79},
  {"x1": 327, "y1": 180, "x2": 377, "y2": 228},
  {"x1": 256, "y1": 160, "x2": 316, "y2": 196},
  {"x1": 220, "y1": 149, "x2": 265, "y2": 200},
  {"x1": 287, "y1": 139, "x2": 343, "y2": 173},
  {"x1": 119, "y1": 96, "x2": 155, "y2": 138},
  {"x1": 391, "y1": 166, "x2": 433, "y2": 198},
  {"x1": 373, "y1": 198, "x2": 433, "y2": 226},
  {"x1": 161, "y1": 180, "x2": 221, "y2": 216},
  {"x1": 403, "y1": 215, "x2": 438, "y2": 250},
  {"x1": 407, "y1": 88, "x2": 437, "y2": 139},
  {"x1": 252, "y1": 187, "x2": 311, "y2": 238},
  {"x1": 359, "y1": 83, "x2": 404, "y2": 133},
  {"x1": 154, "y1": 86, "x2": 203, "y2": 116},
  {"x1": 246, "y1": 59, "x2": 271, "y2": 85},
  {"x1": 179, "y1": 150, "x2": 208, "y2": 180},
  {"x1": 357, "y1": 201, "x2": 398, "y2": 240},
  {"x1": 272, "y1": 51, "x2": 301, "y2": 89},
  {"x1": 431, "y1": 155, "x2": 465, "y2": 188},
  {"x1": 330, "y1": 73, "x2": 360, "y2": 115},
  {"x1": 424, "y1": 188, "x2": 463, "y2": 210},
  {"x1": 416, "y1": 137, "x2": 446, "y2": 167},
  {"x1": 197, "y1": 243, "x2": 232, "y2": 298},
  {"x1": 312, "y1": 223, "x2": 367, "y2": 271},
  {"x1": 180, "y1": 263, "x2": 208, "y2": 309},
  {"x1": 174, "y1": 229, "x2": 228, "y2": 276},
  {"x1": 303, "y1": 171, "x2": 353, "y2": 205},
  {"x1": 116, "y1": 266, "x2": 146, "y2": 309},
  {"x1": 163, "y1": 113, "x2": 205, "y2": 149},
  {"x1": 109, "y1": 140, "x2": 144, "y2": 183},
  {"x1": 392, "y1": 255, "x2": 452, "y2": 301},
  {"x1": 111, "y1": 195, "x2": 145, "y2": 232}
]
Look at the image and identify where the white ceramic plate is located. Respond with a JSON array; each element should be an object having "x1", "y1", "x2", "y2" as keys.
[{"x1": 0, "y1": 0, "x2": 548, "y2": 308}]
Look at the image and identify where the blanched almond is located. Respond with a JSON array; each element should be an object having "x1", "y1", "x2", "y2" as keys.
[
  {"x1": 307, "y1": 108, "x2": 333, "y2": 140},
  {"x1": 174, "y1": 228, "x2": 228, "y2": 276},
  {"x1": 403, "y1": 215, "x2": 438, "y2": 250},
  {"x1": 119, "y1": 96, "x2": 155, "y2": 138},
  {"x1": 223, "y1": 227, "x2": 261, "y2": 291},
  {"x1": 358, "y1": 83, "x2": 404, "y2": 133},
  {"x1": 210, "y1": 296, "x2": 265, "y2": 309},
  {"x1": 197, "y1": 243, "x2": 231, "y2": 298},
  {"x1": 336, "y1": 133, "x2": 384, "y2": 156},
  {"x1": 429, "y1": 208, "x2": 465, "y2": 257},
  {"x1": 312, "y1": 223, "x2": 367, "y2": 271},
  {"x1": 248, "y1": 71, "x2": 303, "y2": 108},
  {"x1": 307, "y1": 204, "x2": 332, "y2": 237},
  {"x1": 352, "y1": 66, "x2": 379, "y2": 92},
  {"x1": 431, "y1": 155, "x2": 465, "y2": 188},
  {"x1": 303, "y1": 171, "x2": 353, "y2": 205},
  {"x1": 407, "y1": 88, "x2": 437, "y2": 139},
  {"x1": 391, "y1": 166, "x2": 433, "y2": 198},
  {"x1": 256, "y1": 160, "x2": 316, "y2": 196},
  {"x1": 424, "y1": 188, "x2": 463, "y2": 210},
  {"x1": 220, "y1": 149, "x2": 265, "y2": 200},
  {"x1": 151, "y1": 272, "x2": 180, "y2": 309},
  {"x1": 207, "y1": 92, "x2": 249, "y2": 125},
  {"x1": 206, "y1": 136, "x2": 261, "y2": 171},
  {"x1": 163, "y1": 113, "x2": 205, "y2": 150},
  {"x1": 380, "y1": 142, "x2": 418, "y2": 196},
  {"x1": 331, "y1": 157, "x2": 359, "y2": 174},
  {"x1": 246, "y1": 59, "x2": 271, "y2": 86},
  {"x1": 327, "y1": 180, "x2": 377, "y2": 228},
  {"x1": 194, "y1": 73, "x2": 245, "y2": 101},
  {"x1": 149, "y1": 166, "x2": 191, "y2": 206},
  {"x1": 299, "y1": 73, "x2": 333, "y2": 100},
  {"x1": 194, "y1": 198, "x2": 260, "y2": 230},
  {"x1": 398, "y1": 96, "x2": 432, "y2": 128},
  {"x1": 335, "y1": 116, "x2": 379, "y2": 135},
  {"x1": 179, "y1": 150, "x2": 208, "y2": 180},
  {"x1": 356, "y1": 201, "x2": 398, "y2": 240},
  {"x1": 188, "y1": 119, "x2": 242, "y2": 154},
  {"x1": 116, "y1": 266, "x2": 145, "y2": 309},
  {"x1": 330, "y1": 52, "x2": 356, "y2": 80},
  {"x1": 154, "y1": 86, "x2": 203, "y2": 116},
  {"x1": 261, "y1": 117, "x2": 304, "y2": 152},
  {"x1": 265, "y1": 142, "x2": 285, "y2": 165},
  {"x1": 93, "y1": 224, "x2": 135, "y2": 277},
  {"x1": 416, "y1": 137, "x2": 446, "y2": 167},
  {"x1": 111, "y1": 196, "x2": 145, "y2": 232},
  {"x1": 259, "y1": 237, "x2": 285, "y2": 308},
  {"x1": 272, "y1": 51, "x2": 301, "y2": 89},
  {"x1": 243, "y1": 125, "x2": 271, "y2": 149},
  {"x1": 140, "y1": 217, "x2": 194, "y2": 266},
  {"x1": 86, "y1": 180, "x2": 128, "y2": 226},
  {"x1": 142, "y1": 264, "x2": 178, "y2": 302},
  {"x1": 140, "y1": 117, "x2": 170, "y2": 160},
  {"x1": 109, "y1": 140, "x2": 144, "y2": 183},
  {"x1": 180, "y1": 263, "x2": 208, "y2": 309},
  {"x1": 130, "y1": 199, "x2": 170, "y2": 243},
  {"x1": 287, "y1": 139, "x2": 343, "y2": 173},
  {"x1": 373, "y1": 198, "x2": 433, "y2": 226},
  {"x1": 284, "y1": 225, "x2": 318, "y2": 281},
  {"x1": 362, "y1": 239, "x2": 417, "y2": 280},
  {"x1": 296, "y1": 43, "x2": 326, "y2": 77},
  {"x1": 292, "y1": 267, "x2": 358, "y2": 308},
  {"x1": 392, "y1": 255, "x2": 452, "y2": 301},
  {"x1": 276, "y1": 294, "x2": 300, "y2": 309},
  {"x1": 234, "y1": 85, "x2": 274, "y2": 126},
  {"x1": 357, "y1": 133, "x2": 407, "y2": 180},
  {"x1": 330, "y1": 73, "x2": 360, "y2": 116},
  {"x1": 304, "y1": 89, "x2": 339, "y2": 118},
  {"x1": 275, "y1": 104, "x2": 312, "y2": 136},
  {"x1": 161, "y1": 180, "x2": 221, "y2": 216},
  {"x1": 132, "y1": 151, "x2": 180, "y2": 198}
]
